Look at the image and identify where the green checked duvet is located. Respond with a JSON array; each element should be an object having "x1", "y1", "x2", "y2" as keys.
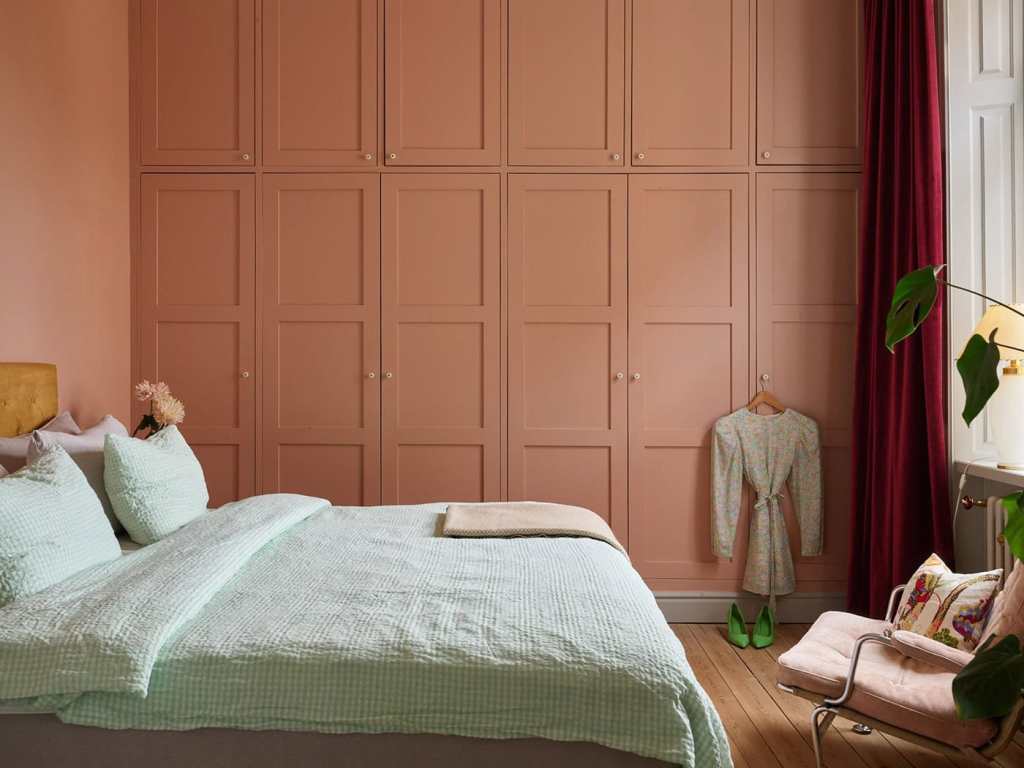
[{"x1": 0, "y1": 495, "x2": 730, "y2": 767}]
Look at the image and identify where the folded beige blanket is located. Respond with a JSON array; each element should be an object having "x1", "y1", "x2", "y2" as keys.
[{"x1": 442, "y1": 501, "x2": 626, "y2": 555}]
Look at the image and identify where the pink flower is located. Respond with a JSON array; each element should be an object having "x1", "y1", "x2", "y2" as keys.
[
  {"x1": 135, "y1": 380, "x2": 171, "y2": 402},
  {"x1": 152, "y1": 394, "x2": 185, "y2": 426}
]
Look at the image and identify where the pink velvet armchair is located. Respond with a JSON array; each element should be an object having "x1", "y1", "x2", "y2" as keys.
[{"x1": 776, "y1": 565, "x2": 1024, "y2": 767}]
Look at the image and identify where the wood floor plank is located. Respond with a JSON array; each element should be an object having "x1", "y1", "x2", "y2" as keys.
[
  {"x1": 994, "y1": 740, "x2": 1024, "y2": 768},
  {"x1": 690, "y1": 624, "x2": 819, "y2": 768},
  {"x1": 673, "y1": 625, "x2": 778, "y2": 768}
]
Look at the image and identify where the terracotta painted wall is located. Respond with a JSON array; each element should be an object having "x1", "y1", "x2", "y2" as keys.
[{"x1": 0, "y1": 0, "x2": 131, "y2": 426}]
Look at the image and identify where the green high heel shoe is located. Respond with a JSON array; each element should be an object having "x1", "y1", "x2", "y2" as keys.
[
  {"x1": 752, "y1": 605, "x2": 775, "y2": 649},
  {"x1": 727, "y1": 602, "x2": 750, "y2": 648}
]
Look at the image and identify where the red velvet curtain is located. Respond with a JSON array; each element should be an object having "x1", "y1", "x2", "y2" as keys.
[{"x1": 848, "y1": 0, "x2": 953, "y2": 617}]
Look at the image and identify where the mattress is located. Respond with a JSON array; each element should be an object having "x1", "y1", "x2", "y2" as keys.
[{"x1": 0, "y1": 495, "x2": 731, "y2": 767}]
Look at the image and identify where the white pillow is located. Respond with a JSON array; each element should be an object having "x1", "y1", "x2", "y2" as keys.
[
  {"x1": 104, "y1": 426, "x2": 209, "y2": 545},
  {"x1": 27, "y1": 416, "x2": 129, "y2": 531},
  {"x1": 0, "y1": 411, "x2": 81, "y2": 473}
]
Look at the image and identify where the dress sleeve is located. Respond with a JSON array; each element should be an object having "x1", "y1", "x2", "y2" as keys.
[
  {"x1": 791, "y1": 417, "x2": 823, "y2": 557},
  {"x1": 711, "y1": 417, "x2": 744, "y2": 559}
]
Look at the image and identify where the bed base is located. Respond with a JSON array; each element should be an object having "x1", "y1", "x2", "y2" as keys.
[{"x1": 1, "y1": 714, "x2": 674, "y2": 768}]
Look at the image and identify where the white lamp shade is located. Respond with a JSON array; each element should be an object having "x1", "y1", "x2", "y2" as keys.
[{"x1": 970, "y1": 304, "x2": 1024, "y2": 359}]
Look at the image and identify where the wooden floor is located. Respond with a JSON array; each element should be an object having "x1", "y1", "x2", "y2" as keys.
[{"x1": 672, "y1": 623, "x2": 1024, "y2": 768}]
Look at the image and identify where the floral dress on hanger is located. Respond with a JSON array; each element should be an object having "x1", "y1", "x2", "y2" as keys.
[{"x1": 711, "y1": 408, "x2": 823, "y2": 609}]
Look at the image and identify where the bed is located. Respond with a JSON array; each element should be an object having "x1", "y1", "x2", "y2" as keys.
[{"x1": 0, "y1": 367, "x2": 731, "y2": 768}]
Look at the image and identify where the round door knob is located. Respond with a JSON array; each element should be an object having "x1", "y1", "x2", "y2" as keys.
[
  {"x1": 384, "y1": 371, "x2": 393, "y2": 379},
  {"x1": 615, "y1": 372, "x2": 624, "y2": 380},
  {"x1": 631, "y1": 373, "x2": 641, "y2": 381},
  {"x1": 241, "y1": 153, "x2": 251, "y2": 161},
  {"x1": 388, "y1": 153, "x2": 397, "y2": 160},
  {"x1": 636, "y1": 152, "x2": 646, "y2": 160},
  {"x1": 368, "y1": 371, "x2": 376, "y2": 379},
  {"x1": 612, "y1": 153, "x2": 621, "y2": 161},
  {"x1": 240, "y1": 371, "x2": 250, "y2": 379},
  {"x1": 762, "y1": 151, "x2": 771, "y2": 159},
  {"x1": 364, "y1": 153, "x2": 374, "y2": 161}
]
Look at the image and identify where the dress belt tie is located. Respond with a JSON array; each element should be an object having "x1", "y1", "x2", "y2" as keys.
[
  {"x1": 754, "y1": 491, "x2": 784, "y2": 510},
  {"x1": 753, "y1": 490, "x2": 785, "y2": 611}
]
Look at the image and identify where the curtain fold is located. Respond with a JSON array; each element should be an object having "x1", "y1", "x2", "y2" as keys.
[{"x1": 848, "y1": 0, "x2": 952, "y2": 617}]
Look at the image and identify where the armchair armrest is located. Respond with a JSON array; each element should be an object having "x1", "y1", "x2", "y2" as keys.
[
  {"x1": 885, "y1": 584, "x2": 906, "y2": 624},
  {"x1": 890, "y1": 630, "x2": 974, "y2": 674}
]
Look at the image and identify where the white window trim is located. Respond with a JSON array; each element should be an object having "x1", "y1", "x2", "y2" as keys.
[{"x1": 945, "y1": 0, "x2": 1024, "y2": 465}]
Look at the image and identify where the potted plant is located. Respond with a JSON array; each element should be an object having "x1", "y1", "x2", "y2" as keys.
[{"x1": 886, "y1": 265, "x2": 1024, "y2": 719}]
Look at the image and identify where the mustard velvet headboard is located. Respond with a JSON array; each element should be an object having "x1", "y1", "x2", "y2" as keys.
[{"x1": 0, "y1": 363, "x2": 58, "y2": 437}]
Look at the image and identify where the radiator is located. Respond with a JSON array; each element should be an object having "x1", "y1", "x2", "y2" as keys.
[{"x1": 986, "y1": 496, "x2": 1017, "y2": 573}]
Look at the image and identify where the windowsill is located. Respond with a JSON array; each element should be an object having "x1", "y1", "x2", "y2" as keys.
[{"x1": 954, "y1": 459, "x2": 1024, "y2": 489}]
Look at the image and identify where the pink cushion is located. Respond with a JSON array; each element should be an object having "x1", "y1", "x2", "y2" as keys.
[
  {"x1": 0, "y1": 411, "x2": 81, "y2": 472},
  {"x1": 777, "y1": 611, "x2": 997, "y2": 748},
  {"x1": 980, "y1": 561, "x2": 1024, "y2": 646},
  {"x1": 890, "y1": 630, "x2": 974, "y2": 674}
]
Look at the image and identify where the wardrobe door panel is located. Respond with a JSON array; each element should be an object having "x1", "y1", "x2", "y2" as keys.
[
  {"x1": 385, "y1": 0, "x2": 500, "y2": 166},
  {"x1": 140, "y1": 0, "x2": 255, "y2": 166},
  {"x1": 508, "y1": 0, "x2": 624, "y2": 166},
  {"x1": 632, "y1": 0, "x2": 749, "y2": 166},
  {"x1": 381, "y1": 175, "x2": 500, "y2": 503},
  {"x1": 756, "y1": 0, "x2": 862, "y2": 165},
  {"x1": 756, "y1": 173, "x2": 859, "y2": 590},
  {"x1": 138, "y1": 175, "x2": 256, "y2": 506},
  {"x1": 261, "y1": 174, "x2": 381, "y2": 505},
  {"x1": 508, "y1": 175, "x2": 627, "y2": 541},
  {"x1": 627, "y1": 175, "x2": 749, "y2": 587},
  {"x1": 262, "y1": 0, "x2": 377, "y2": 166}
]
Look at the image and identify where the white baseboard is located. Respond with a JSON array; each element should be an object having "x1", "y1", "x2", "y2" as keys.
[{"x1": 655, "y1": 591, "x2": 846, "y2": 624}]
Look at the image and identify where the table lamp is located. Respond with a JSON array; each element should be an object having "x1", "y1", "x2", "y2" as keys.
[{"x1": 971, "y1": 304, "x2": 1024, "y2": 469}]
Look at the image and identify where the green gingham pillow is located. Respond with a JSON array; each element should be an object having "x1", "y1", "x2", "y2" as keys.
[
  {"x1": 104, "y1": 425, "x2": 209, "y2": 545},
  {"x1": 0, "y1": 445, "x2": 120, "y2": 606}
]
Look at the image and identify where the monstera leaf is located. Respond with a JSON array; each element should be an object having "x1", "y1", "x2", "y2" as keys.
[
  {"x1": 1002, "y1": 491, "x2": 1024, "y2": 564},
  {"x1": 956, "y1": 331, "x2": 1002, "y2": 426},
  {"x1": 953, "y1": 634, "x2": 1024, "y2": 720},
  {"x1": 885, "y1": 265, "x2": 944, "y2": 351}
]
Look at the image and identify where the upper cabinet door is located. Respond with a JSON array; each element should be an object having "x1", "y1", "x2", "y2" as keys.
[
  {"x1": 140, "y1": 0, "x2": 255, "y2": 166},
  {"x1": 632, "y1": 0, "x2": 749, "y2": 166},
  {"x1": 385, "y1": 0, "x2": 500, "y2": 166},
  {"x1": 262, "y1": 0, "x2": 378, "y2": 167},
  {"x1": 756, "y1": 0, "x2": 862, "y2": 165},
  {"x1": 508, "y1": 0, "x2": 625, "y2": 166}
]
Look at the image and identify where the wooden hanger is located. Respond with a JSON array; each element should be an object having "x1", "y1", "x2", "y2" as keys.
[{"x1": 747, "y1": 374, "x2": 786, "y2": 414}]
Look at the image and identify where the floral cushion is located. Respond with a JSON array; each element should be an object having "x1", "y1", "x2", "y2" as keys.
[{"x1": 896, "y1": 553, "x2": 1001, "y2": 651}]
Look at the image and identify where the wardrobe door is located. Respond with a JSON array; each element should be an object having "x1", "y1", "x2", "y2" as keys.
[
  {"x1": 140, "y1": 0, "x2": 255, "y2": 166},
  {"x1": 384, "y1": 0, "x2": 500, "y2": 166},
  {"x1": 627, "y1": 175, "x2": 749, "y2": 588},
  {"x1": 138, "y1": 175, "x2": 256, "y2": 506},
  {"x1": 508, "y1": 175, "x2": 628, "y2": 541},
  {"x1": 508, "y1": 0, "x2": 625, "y2": 166},
  {"x1": 262, "y1": 0, "x2": 377, "y2": 167},
  {"x1": 381, "y1": 175, "x2": 501, "y2": 503},
  {"x1": 261, "y1": 175, "x2": 381, "y2": 504},
  {"x1": 632, "y1": 0, "x2": 749, "y2": 166},
  {"x1": 756, "y1": 0, "x2": 862, "y2": 165},
  {"x1": 756, "y1": 173, "x2": 859, "y2": 591}
]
